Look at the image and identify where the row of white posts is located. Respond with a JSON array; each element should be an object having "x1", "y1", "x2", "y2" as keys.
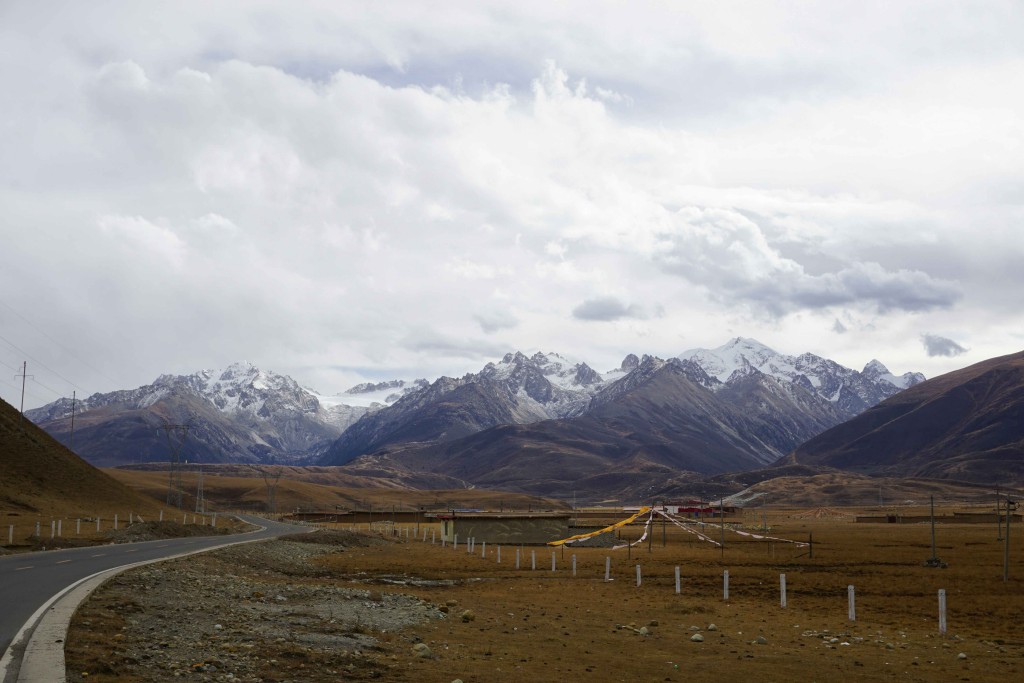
[
  {"x1": 6, "y1": 511, "x2": 219, "y2": 544},
  {"x1": 418, "y1": 529, "x2": 950, "y2": 636}
]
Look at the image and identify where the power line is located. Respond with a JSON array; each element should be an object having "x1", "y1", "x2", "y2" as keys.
[
  {"x1": 0, "y1": 298, "x2": 122, "y2": 388},
  {"x1": 0, "y1": 333, "x2": 87, "y2": 394},
  {"x1": 29, "y1": 376, "x2": 65, "y2": 399}
]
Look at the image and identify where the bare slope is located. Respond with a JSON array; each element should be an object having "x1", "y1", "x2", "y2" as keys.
[
  {"x1": 787, "y1": 350, "x2": 1024, "y2": 486},
  {"x1": 0, "y1": 396, "x2": 163, "y2": 517}
]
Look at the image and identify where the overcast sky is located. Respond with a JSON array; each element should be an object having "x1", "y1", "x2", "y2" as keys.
[{"x1": 2, "y1": 1, "x2": 1022, "y2": 410}]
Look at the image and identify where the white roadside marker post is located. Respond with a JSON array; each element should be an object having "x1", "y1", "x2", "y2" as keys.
[
  {"x1": 497, "y1": 545, "x2": 501, "y2": 563},
  {"x1": 723, "y1": 570, "x2": 729, "y2": 601},
  {"x1": 636, "y1": 565, "x2": 642, "y2": 587},
  {"x1": 551, "y1": 552, "x2": 556, "y2": 572},
  {"x1": 531, "y1": 550, "x2": 536, "y2": 570},
  {"x1": 938, "y1": 589, "x2": 947, "y2": 635},
  {"x1": 780, "y1": 574, "x2": 787, "y2": 608},
  {"x1": 605, "y1": 556, "x2": 611, "y2": 582},
  {"x1": 848, "y1": 585, "x2": 856, "y2": 621},
  {"x1": 515, "y1": 548, "x2": 521, "y2": 569},
  {"x1": 76, "y1": 519, "x2": 81, "y2": 535},
  {"x1": 674, "y1": 566, "x2": 681, "y2": 595},
  {"x1": 572, "y1": 554, "x2": 577, "y2": 577}
]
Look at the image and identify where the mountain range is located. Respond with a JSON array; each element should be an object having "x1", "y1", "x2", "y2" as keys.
[
  {"x1": 27, "y1": 339, "x2": 924, "y2": 499},
  {"x1": 787, "y1": 349, "x2": 1024, "y2": 486}
]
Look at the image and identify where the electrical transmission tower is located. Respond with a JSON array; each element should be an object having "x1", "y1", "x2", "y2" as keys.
[
  {"x1": 195, "y1": 461, "x2": 205, "y2": 513},
  {"x1": 252, "y1": 461, "x2": 282, "y2": 514},
  {"x1": 159, "y1": 422, "x2": 191, "y2": 509}
]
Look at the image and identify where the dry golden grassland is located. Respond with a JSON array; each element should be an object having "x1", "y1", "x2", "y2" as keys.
[{"x1": 67, "y1": 507, "x2": 1024, "y2": 682}]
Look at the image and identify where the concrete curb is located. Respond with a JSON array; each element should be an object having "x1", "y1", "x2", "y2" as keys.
[{"x1": 4, "y1": 519, "x2": 295, "y2": 683}]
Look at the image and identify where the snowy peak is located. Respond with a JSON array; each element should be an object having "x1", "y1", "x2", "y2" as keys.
[
  {"x1": 679, "y1": 339, "x2": 924, "y2": 415},
  {"x1": 679, "y1": 337, "x2": 781, "y2": 383},
  {"x1": 862, "y1": 359, "x2": 925, "y2": 390}
]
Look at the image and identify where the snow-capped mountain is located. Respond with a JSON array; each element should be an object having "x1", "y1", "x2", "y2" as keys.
[
  {"x1": 321, "y1": 351, "x2": 626, "y2": 465},
  {"x1": 26, "y1": 362, "x2": 370, "y2": 466},
  {"x1": 679, "y1": 337, "x2": 925, "y2": 416}
]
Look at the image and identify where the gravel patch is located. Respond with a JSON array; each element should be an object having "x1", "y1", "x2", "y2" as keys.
[{"x1": 66, "y1": 530, "x2": 446, "y2": 682}]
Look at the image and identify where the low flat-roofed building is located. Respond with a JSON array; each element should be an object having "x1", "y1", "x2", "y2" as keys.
[{"x1": 432, "y1": 512, "x2": 571, "y2": 544}]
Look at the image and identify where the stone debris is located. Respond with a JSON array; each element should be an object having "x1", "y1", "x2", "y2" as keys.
[
  {"x1": 65, "y1": 534, "x2": 445, "y2": 682},
  {"x1": 690, "y1": 634, "x2": 704, "y2": 642}
]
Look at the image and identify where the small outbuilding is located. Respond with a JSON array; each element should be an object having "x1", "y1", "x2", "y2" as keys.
[{"x1": 433, "y1": 512, "x2": 571, "y2": 545}]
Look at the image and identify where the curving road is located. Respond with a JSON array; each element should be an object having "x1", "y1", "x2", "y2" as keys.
[{"x1": 0, "y1": 515, "x2": 304, "y2": 678}]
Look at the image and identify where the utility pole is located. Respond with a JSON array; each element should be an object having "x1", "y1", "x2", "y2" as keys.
[
  {"x1": 195, "y1": 461, "x2": 205, "y2": 514},
  {"x1": 69, "y1": 391, "x2": 77, "y2": 450},
  {"x1": 997, "y1": 486, "x2": 1003, "y2": 541},
  {"x1": 1005, "y1": 497, "x2": 1018, "y2": 582},
  {"x1": 15, "y1": 362, "x2": 32, "y2": 424}
]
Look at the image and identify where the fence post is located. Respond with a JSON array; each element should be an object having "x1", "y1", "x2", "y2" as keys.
[
  {"x1": 848, "y1": 585, "x2": 856, "y2": 621},
  {"x1": 938, "y1": 589, "x2": 947, "y2": 635},
  {"x1": 636, "y1": 565, "x2": 642, "y2": 587},
  {"x1": 605, "y1": 556, "x2": 611, "y2": 581},
  {"x1": 723, "y1": 570, "x2": 730, "y2": 601},
  {"x1": 780, "y1": 574, "x2": 787, "y2": 608},
  {"x1": 674, "y1": 566, "x2": 681, "y2": 594}
]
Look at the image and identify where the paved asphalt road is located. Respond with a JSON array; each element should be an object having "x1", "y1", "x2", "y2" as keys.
[{"x1": 0, "y1": 515, "x2": 304, "y2": 659}]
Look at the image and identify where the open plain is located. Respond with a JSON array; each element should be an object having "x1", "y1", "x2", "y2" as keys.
[{"x1": 64, "y1": 505, "x2": 1024, "y2": 682}]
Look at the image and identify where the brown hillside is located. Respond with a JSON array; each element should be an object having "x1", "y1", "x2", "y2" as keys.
[
  {"x1": 0, "y1": 396, "x2": 165, "y2": 519},
  {"x1": 788, "y1": 350, "x2": 1024, "y2": 485},
  {"x1": 106, "y1": 466, "x2": 570, "y2": 513}
]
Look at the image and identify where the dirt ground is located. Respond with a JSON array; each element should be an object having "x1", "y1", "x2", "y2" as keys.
[{"x1": 66, "y1": 510, "x2": 1024, "y2": 682}]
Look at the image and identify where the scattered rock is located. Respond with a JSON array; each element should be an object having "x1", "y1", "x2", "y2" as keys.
[
  {"x1": 755, "y1": 636, "x2": 768, "y2": 645},
  {"x1": 958, "y1": 652, "x2": 967, "y2": 660},
  {"x1": 707, "y1": 623, "x2": 718, "y2": 632},
  {"x1": 460, "y1": 610, "x2": 475, "y2": 623},
  {"x1": 691, "y1": 634, "x2": 704, "y2": 643},
  {"x1": 412, "y1": 643, "x2": 433, "y2": 659}
]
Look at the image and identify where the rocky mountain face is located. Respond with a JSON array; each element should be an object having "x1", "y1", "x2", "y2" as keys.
[
  {"x1": 27, "y1": 340, "x2": 925, "y2": 495},
  {"x1": 679, "y1": 337, "x2": 924, "y2": 416},
  {"x1": 786, "y1": 349, "x2": 1024, "y2": 486},
  {"x1": 26, "y1": 362, "x2": 367, "y2": 467},
  {"x1": 327, "y1": 345, "x2": 925, "y2": 500},
  {"x1": 321, "y1": 351, "x2": 622, "y2": 465}
]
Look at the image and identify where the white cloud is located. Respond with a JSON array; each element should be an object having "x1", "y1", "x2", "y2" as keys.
[{"x1": 1, "y1": 1, "x2": 1022, "y2": 406}]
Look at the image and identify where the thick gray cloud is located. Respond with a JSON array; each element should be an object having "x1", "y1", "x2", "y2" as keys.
[
  {"x1": 921, "y1": 334, "x2": 968, "y2": 357},
  {"x1": 572, "y1": 297, "x2": 645, "y2": 322},
  {"x1": 1, "y1": 1, "x2": 1021, "y2": 407}
]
